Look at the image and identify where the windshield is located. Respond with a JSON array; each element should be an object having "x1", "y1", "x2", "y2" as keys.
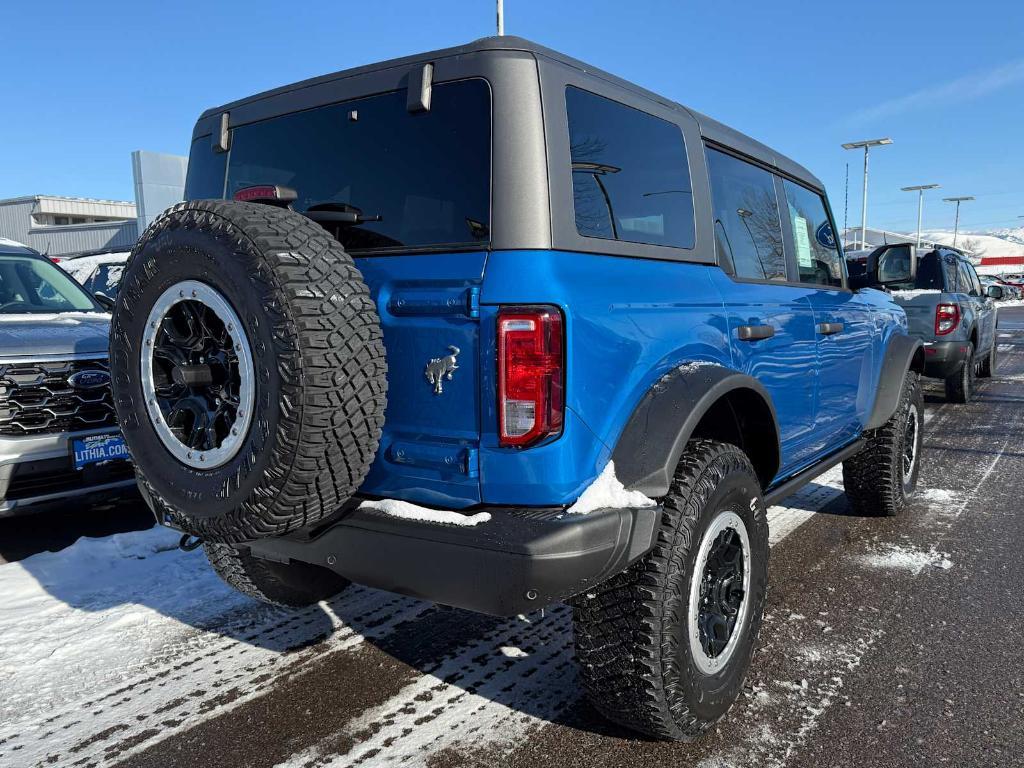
[{"x1": 0, "y1": 255, "x2": 100, "y2": 314}]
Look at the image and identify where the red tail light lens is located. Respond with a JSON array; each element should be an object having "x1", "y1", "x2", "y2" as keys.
[
  {"x1": 233, "y1": 185, "x2": 297, "y2": 204},
  {"x1": 935, "y1": 303, "x2": 961, "y2": 336},
  {"x1": 498, "y1": 306, "x2": 564, "y2": 448}
]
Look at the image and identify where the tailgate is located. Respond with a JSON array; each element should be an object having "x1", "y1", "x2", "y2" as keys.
[
  {"x1": 355, "y1": 252, "x2": 486, "y2": 508},
  {"x1": 891, "y1": 290, "x2": 943, "y2": 338}
]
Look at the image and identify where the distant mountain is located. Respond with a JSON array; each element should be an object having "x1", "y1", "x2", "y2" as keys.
[{"x1": 917, "y1": 230, "x2": 1024, "y2": 260}]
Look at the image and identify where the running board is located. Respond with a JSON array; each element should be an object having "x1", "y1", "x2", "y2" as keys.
[{"x1": 762, "y1": 439, "x2": 864, "y2": 508}]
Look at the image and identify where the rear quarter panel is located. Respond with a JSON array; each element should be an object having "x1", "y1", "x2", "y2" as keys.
[{"x1": 478, "y1": 250, "x2": 731, "y2": 505}]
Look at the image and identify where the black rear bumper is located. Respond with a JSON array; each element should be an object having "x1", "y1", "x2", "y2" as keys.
[
  {"x1": 923, "y1": 340, "x2": 971, "y2": 379},
  {"x1": 247, "y1": 503, "x2": 661, "y2": 616}
]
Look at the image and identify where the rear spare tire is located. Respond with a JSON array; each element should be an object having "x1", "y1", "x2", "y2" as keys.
[{"x1": 110, "y1": 200, "x2": 387, "y2": 543}]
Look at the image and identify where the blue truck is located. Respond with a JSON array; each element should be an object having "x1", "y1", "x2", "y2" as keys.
[{"x1": 110, "y1": 37, "x2": 926, "y2": 740}]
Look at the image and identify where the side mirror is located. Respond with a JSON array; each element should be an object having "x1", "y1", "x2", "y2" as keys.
[
  {"x1": 986, "y1": 285, "x2": 1004, "y2": 300},
  {"x1": 872, "y1": 244, "x2": 918, "y2": 285},
  {"x1": 94, "y1": 292, "x2": 115, "y2": 311}
]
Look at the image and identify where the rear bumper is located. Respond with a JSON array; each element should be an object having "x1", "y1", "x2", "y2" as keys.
[
  {"x1": 247, "y1": 503, "x2": 661, "y2": 616},
  {"x1": 923, "y1": 340, "x2": 971, "y2": 379}
]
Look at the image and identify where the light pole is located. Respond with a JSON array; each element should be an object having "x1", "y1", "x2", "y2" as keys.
[
  {"x1": 901, "y1": 184, "x2": 940, "y2": 248},
  {"x1": 497, "y1": 0, "x2": 504, "y2": 35},
  {"x1": 842, "y1": 138, "x2": 893, "y2": 250},
  {"x1": 943, "y1": 196, "x2": 974, "y2": 248}
]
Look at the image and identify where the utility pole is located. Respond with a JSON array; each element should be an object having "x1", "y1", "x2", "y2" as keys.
[
  {"x1": 497, "y1": 0, "x2": 504, "y2": 35},
  {"x1": 842, "y1": 138, "x2": 893, "y2": 249},
  {"x1": 943, "y1": 196, "x2": 974, "y2": 248},
  {"x1": 901, "y1": 184, "x2": 940, "y2": 248}
]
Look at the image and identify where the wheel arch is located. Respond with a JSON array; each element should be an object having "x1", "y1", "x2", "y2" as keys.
[
  {"x1": 865, "y1": 333, "x2": 924, "y2": 431},
  {"x1": 611, "y1": 364, "x2": 781, "y2": 497}
]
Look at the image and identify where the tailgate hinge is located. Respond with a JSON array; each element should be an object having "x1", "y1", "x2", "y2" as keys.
[{"x1": 466, "y1": 286, "x2": 481, "y2": 319}]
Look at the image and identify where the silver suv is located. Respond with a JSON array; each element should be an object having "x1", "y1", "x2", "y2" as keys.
[{"x1": 0, "y1": 242, "x2": 134, "y2": 515}]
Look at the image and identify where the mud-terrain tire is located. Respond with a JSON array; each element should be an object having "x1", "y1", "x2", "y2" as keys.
[
  {"x1": 572, "y1": 441, "x2": 769, "y2": 741},
  {"x1": 843, "y1": 371, "x2": 923, "y2": 516},
  {"x1": 944, "y1": 342, "x2": 975, "y2": 403},
  {"x1": 110, "y1": 200, "x2": 387, "y2": 544},
  {"x1": 205, "y1": 543, "x2": 350, "y2": 607},
  {"x1": 977, "y1": 341, "x2": 996, "y2": 378}
]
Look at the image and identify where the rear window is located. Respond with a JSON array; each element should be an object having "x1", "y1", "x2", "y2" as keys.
[
  {"x1": 223, "y1": 79, "x2": 491, "y2": 253},
  {"x1": 566, "y1": 86, "x2": 695, "y2": 249}
]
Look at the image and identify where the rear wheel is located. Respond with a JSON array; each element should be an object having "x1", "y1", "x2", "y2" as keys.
[
  {"x1": 572, "y1": 441, "x2": 769, "y2": 740},
  {"x1": 977, "y1": 342, "x2": 997, "y2": 378},
  {"x1": 205, "y1": 543, "x2": 349, "y2": 607},
  {"x1": 944, "y1": 343, "x2": 975, "y2": 403},
  {"x1": 843, "y1": 371, "x2": 924, "y2": 516},
  {"x1": 110, "y1": 200, "x2": 387, "y2": 544}
]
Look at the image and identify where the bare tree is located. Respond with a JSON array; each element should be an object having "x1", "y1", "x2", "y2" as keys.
[{"x1": 958, "y1": 236, "x2": 984, "y2": 262}]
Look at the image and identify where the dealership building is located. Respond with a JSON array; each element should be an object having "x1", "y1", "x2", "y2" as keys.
[{"x1": 0, "y1": 150, "x2": 186, "y2": 257}]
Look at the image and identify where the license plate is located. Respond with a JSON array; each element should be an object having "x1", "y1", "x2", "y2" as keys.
[{"x1": 73, "y1": 433, "x2": 130, "y2": 470}]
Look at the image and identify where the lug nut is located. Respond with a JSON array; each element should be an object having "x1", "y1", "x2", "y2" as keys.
[{"x1": 525, "y1": 589, "x2": 538, "y2": 601}]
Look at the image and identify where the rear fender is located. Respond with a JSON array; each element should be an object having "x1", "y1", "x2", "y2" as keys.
[
  {"x1": 611, "y1": 364, "x2": 780, "y2": 497},
  {"x1": 865, "y1": 333, "x2": 924, "y2": 430}
]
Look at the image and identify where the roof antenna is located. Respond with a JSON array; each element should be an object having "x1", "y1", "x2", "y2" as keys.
[{"x1": 496, "y1": 0, "x2": 504, "y2": 35}]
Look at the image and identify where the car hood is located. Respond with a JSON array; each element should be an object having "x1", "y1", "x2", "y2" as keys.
[{"x1": 0, "y1": 312, "x2": 111, "y2": 361}]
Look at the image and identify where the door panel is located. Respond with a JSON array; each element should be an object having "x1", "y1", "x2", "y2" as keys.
[{"x1": 709, "y1": 271, "x2": 820, "y2": 473}]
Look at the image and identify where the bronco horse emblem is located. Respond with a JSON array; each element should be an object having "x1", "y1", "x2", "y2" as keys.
[{"x1": 424, "y1": 346, "x2": 460, "y2": 395}]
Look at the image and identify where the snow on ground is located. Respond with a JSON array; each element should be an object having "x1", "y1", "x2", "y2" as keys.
[
  {"x1": 567, "y1": 460, "x2": 657, "y2": 515},
  {"x1": 858, "y1": 544, "x2": 953, "y2": 575},
  {"x1": 358, "y1": 498, "x2": 492, "y2": 526},
  {"x1": 919, "y1": 230, "x2": 1024, "y2": 259}
]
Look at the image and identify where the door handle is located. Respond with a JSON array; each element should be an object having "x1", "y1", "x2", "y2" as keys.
[
  {"x1": 816, "y1": 322, "x2": 844, "y2": 336},
  {"x1": 737, "y1": 324, "x2": 775, "y2": 341}
]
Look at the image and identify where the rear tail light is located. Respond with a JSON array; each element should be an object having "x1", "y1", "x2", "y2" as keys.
[
  {"x1": 498, "y1": 306, "x2": 564, "y2": 448},
  {"x1": 233, "y1": 185, "x2": 297, "y2": 205},
  {"x1": 935, "y1": 303, "x2": 961, "y2": 336}
]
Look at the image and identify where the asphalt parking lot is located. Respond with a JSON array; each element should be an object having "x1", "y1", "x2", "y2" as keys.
[{"x1": 1, "y1": 306, "x2": 1022, "y2": 768}]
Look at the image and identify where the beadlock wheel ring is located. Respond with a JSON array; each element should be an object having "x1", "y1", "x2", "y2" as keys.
[
  {"x1": 687, "y1": 510, "x2": 752, "y2": 676},
  {"x1": 140, "y1": 280, "x2": 255, "y2": 469}
]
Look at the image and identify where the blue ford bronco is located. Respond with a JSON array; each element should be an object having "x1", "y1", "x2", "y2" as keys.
[{"x1": 110, "y1": 37, "x2": 926, "y2": 740}]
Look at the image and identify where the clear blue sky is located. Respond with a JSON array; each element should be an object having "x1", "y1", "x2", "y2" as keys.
[{"x1": 3, "y1": 0, "x2": 1022, "y2": 234}]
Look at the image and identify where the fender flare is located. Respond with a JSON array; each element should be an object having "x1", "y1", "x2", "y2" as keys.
[
  {"x1": 611, "y1": 364, "x2": 781, "y2": 498},
  {"x1": 865, "y1": 334, "x2": 924, "y2": 430}
]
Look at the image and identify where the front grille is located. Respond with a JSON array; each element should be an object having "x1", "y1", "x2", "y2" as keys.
[{"x1": 0, "y1": 359, "x2": 117, "y2": 436}]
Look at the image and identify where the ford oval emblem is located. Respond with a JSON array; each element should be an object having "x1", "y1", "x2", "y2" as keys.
[{"x1": 69, "y1": 370, "x2": 111, "y2": 389}]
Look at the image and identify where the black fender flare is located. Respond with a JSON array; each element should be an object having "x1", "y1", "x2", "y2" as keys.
[
  {"x1": 865, "y1": 334, "x2": 924, "y2": 430},
  {"x1": 611, "y1": 364, "x2": 781, "y2": 498}
]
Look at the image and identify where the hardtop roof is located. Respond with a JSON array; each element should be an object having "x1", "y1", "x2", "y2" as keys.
[{"x1": 199, "y1": 35, "x2": 823, "y2": 191}]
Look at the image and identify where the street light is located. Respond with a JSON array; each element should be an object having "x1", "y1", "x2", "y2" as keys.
[
  {"x1": 842, "y1": 138, "x2": 893, "y2": 250},
  {"x1": 942, "y1": 196, "x2": 974, "y2": 248},
  {"x1": 901, "y1": 184, "x2": 940, "y2": 248}
]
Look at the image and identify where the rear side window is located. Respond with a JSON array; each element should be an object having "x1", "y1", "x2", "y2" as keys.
[
  {"x1": 566, "y1": 87, "x2": 694, "y2": 249},
  {"x1": 705, "y1": 148, "x2": 786, "y2": 281},
  {"x1": 225, "y1": 79, "x2": 491, "y2": 253},
  {"x1": 782, "y1": 180, "x2": 844, "y2": 288}
]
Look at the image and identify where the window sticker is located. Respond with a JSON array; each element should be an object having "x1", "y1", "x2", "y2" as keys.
[
  {"x1": 815, "y1": 221, "x2": 835, "y2": 249},
  {"x1": 793, "y1": 215, "x2": 813, "y2": 268}
]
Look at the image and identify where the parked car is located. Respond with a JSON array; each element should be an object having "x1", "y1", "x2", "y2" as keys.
[
  {"x1": 856, "y1": 243, "x2": 999, "y2": 402},
  {"x1": 980, "y1": 275, "x2": 1020, "y2": 300},
  {"x1": 60, "y1": 251, "x2": 130, "y2": 299},
  {"x1": 110, "y1": 36, "x2": 925, "y2": 740},
  {"x1": 0, "y1": 242, "x2": 134, "y2": 516}
]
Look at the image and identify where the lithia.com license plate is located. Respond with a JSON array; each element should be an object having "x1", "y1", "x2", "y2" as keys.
[{"x1": 72, "y1": 433, "x2": 130, "y2": 470}]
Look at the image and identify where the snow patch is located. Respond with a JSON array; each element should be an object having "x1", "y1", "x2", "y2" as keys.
[
  {"x1": 858, "y1": 544, "x2": 953, "y2": 575},
  {"x1": 891, "y1": 289, "x2": 941, "y2": 300},
  {"x1": 566, "y1": 460, "x2": 657, "y2": 515},
  {"x1": 358, "y1": 498, "x2": 491, "y2": 526},
  {"x1": 499, "y1": 645, "x2": 529, "y2": 659},
  {"x1": 917, "y1": 488, "x2": 957, "y2": 504}
]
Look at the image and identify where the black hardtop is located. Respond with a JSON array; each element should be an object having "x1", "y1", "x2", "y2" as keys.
[{"x1": 196, "y1": 36, "x2": 824, "y2": 192}]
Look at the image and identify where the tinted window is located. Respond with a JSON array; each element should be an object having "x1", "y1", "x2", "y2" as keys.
[
  {"x1": 783, "y1": 180, "x2": 844, "y2": 288},
  {"x1": 226, "y1": 79, "x2": 491, "y2": 252},
  {"x1": 184, "y1": 136, "x2": 227, "y2": 199},
  {"x1": 957, "y1": 260, "x2": 980, "y2": 296},
  {"x1": 566, "y1": 87, "x2": 694, "y2": 249},
  {"x1": 706, "y1": 148, "x2": 786, "y2": 281}
]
